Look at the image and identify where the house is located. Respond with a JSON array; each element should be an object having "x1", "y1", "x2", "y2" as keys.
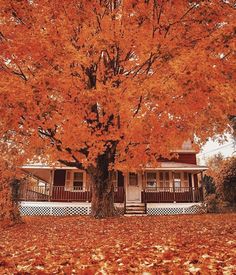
[{"x1": 19, "y1": 141, "x2": 207, "y2": 216}]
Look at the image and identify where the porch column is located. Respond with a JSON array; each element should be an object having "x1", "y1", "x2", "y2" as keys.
[
  {"x1": 172, "y1": 171, "x2": 176, "y2": 203},
  {"x1": 191, "y1": 173, "x2": 195, "y2": 202},
  {"x1": 49, "y1": 169, "x2": 55, "y2": 202},
  {"x1": 200, "y1": 171, "x2": 205, "y2": 201}
]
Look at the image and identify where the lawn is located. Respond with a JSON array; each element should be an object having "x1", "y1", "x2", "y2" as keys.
[{"x1": 0, "y1": 214, "x2": 236, "y2": 274}]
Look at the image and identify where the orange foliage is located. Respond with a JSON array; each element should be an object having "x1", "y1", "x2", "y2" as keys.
[
  {"x1": 0, "y1": 0, "x2": 235, "y2": 170},
  {"x1": 0, "y1": 214, "x2": 236, "y2": 273}
]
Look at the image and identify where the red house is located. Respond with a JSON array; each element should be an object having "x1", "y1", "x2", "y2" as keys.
[{"x1": 19, "y1": 141, "x2": 207, "y2": 216}]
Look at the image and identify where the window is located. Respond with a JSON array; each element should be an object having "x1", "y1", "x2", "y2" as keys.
[
  {"x1": 73, "y1": 172, "x2": 83, "y2": 191},
  {"x1": 146, "y1": 172, "x2": 157, "y2": 188},
  {"x1": 129, "y1": 173, "x2": 138, "y2": 186},
  {"x1": 65, "y1": 170, "x2": 84, "y2": 191},
  {"x1": 183, "y1": 172, "x2": 189, "y2": 188},
  {"x1": 159, "y1": 172, "x2": 170, "y2": 189},
  {"x1": 173, "y1": 173, "x2": 181, "y2": 189}
]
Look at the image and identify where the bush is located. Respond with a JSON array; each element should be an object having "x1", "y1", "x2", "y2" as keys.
[
  {"x1": 203, "y1": 175, "x2": 216, "y2": 195},
  {"x1": 204, "y1": 194, "x2": 223, "y2": 213},
  {"x1": 216, "y1": 157, "x2": 236, "y2": 204}
]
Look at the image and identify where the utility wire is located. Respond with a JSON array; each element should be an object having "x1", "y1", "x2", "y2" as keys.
[{"x1": 198, "y1": 142, "x2": 234, "y2": 156}]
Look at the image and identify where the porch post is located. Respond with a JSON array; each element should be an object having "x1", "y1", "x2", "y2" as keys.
[
  {"x1": 200, "y1": 171, "x2": 205, "y2": 201},
  {"x1": 172, "y1": 171, "x2": 176, "y2": 203},
  {"x1": 191, "y1": 174, "x2": 195, "y2": 202},
  {"x1": 49, "y1": 169, "x2": 55, "y2": 202}
]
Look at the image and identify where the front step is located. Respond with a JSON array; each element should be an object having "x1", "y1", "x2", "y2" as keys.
[{"x1": 125, "y1": 203, "x2": 146, "y2": 215}]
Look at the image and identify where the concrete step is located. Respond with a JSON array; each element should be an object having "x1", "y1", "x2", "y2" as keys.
[
  {"x1": 125, "y1": 203, "x2": 146, "y2": 215},
  {"x1": 126, "y1": 206, "x2": 145, "y2": 210},
  {"x1": 124, "y1": 214, "x2": 147, "y2": 217},
  {"x1": 125, "y1": 210, "x2": 145, "y2": 213},
  {"x1": 126, "y1": 203, "x2": 145, "y2": 207}
]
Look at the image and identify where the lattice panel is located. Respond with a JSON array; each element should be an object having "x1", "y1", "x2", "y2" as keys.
[
  {"x1": 65, "y1": 207, "x2": 90, "y2": 216},
  {"x1": 20, "y1": 206, "x2": 51, "y2": 216},
  {"x1": 115, "y1": 207, "x2": 124, "y2": 215},
  {"x1": 20, "y1": 205, "x2": 91, "y2": 216},
  {"x1": 147, "y1": 206, "x2": 205, "y2": 216},
  {"x1": 51, "y1": 207, "x2": 66, "y2": 216},
  {"x1": 185, "y1": 205, "x2": 206, "y2": 214}
]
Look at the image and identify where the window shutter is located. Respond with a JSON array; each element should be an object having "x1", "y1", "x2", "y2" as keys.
[{"x1": 65, "y1": 170, "x2": 73, "y2": 191}]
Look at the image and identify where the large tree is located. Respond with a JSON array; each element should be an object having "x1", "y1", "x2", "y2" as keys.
[{"x1": 0, "y1": 0, "x2": 235, "y2": 218}]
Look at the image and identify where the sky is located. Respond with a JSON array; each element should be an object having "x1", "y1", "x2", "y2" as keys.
[{"x1": 197, "y1": 135, "x2": 235, "y2": 165}]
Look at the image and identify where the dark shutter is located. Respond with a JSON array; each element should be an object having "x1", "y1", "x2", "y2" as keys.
[
  {"x1": 117, "y1": 171, "x2": 124, "y2": 187},
  {"x1": 54, "y1": 170, "x2": 66, "y2": 186}
]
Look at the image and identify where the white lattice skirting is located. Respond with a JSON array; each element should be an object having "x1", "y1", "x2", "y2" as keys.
[
  {"x1": 147, "y1": 203, "x2": 205, "y2": 216},
  {"x1": 19, "y1": 202, "x2": 125, "y2": 216},
  {"x1": 19, "y1": 202, "x2": 91, "y2": 216},
  {"x1": 19, "y1": 202, "x2": 204, "y2": 216}
]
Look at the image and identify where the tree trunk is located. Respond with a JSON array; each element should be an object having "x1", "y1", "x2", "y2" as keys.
[
  {"x1": 88, "y1": 153, "x2": 116, "y2": 218},
  {"x1": 0, "y1": 178, "x2": 21, "y2": 224}
]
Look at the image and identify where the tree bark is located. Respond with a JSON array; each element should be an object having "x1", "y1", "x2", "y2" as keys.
[
  {"x1": 88, "y1": 152, "x2": 116, "y2": 218},
  {"x1": 0, "y1": 178, "x2": 21, "y2": 224}
]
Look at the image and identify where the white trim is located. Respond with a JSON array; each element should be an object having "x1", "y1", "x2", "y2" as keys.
[
  {"x1": 147, "y1": 202, "x2": 202, "y2": 208},
  {"x1": 170, "y1": 150, "x2": 197, "y2": 153},
  {"x1": 20, "y1": 201, "x2": 91, "y2": 207},
  {"x1": 144, "y1": 167, "x2": 207, "y2": 171},
  {"x1": 21, "y1": 165, "x2": 79, "y2": 170}
]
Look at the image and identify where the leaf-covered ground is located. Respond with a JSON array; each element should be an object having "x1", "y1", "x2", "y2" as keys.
[{"x1": 0, "y1": 214, "x2": 236, "y2": 274}]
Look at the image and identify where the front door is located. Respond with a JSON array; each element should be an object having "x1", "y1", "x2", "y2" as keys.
[{"x1": 126, "y1": 172, "x2": 141, "y2": 202}]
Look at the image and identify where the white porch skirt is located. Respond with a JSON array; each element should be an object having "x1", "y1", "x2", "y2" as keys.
[{"x1": 19, "y1": 202, "x2": 205, "y2": 216}]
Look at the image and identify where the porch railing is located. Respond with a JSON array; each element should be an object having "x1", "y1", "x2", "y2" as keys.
[
  {"x1": 19, "y1": 186, "x2": 125, "y2": 203},
  {"x1": 142, "y1": 187, "x2": 203, "y2": 203},
  {"x1": 19, "y1": 186, "x2": 49, "y2": 201},
  {"x1": 19, "y1": 186, "x2": 203, "y2": 203},
  {"x1": 52, "y1": 186, "x2": 91, "y2": 202}
]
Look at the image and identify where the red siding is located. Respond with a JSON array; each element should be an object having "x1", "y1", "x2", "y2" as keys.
[{"x1": 158, "y1": 153, "x2": 197, "y2": 164}]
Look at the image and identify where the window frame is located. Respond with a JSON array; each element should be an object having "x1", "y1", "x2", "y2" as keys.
[
  {"x1": 146, "y1": 172, "x2": 157, "y2": 189},
  {"x1": 129, "y1": 172, "x2": 138, "y2": 186},
  {"x1": 72, "y1": 172, "x2": 84, "y2": 191},
  {"x1": 65, "y1": 170, "x2": 85, "y2": 192},
  {"x1": 159, "y1": 171, "x2": 170, "y2": 190}
]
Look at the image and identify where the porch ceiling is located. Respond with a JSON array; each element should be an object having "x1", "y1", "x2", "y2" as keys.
[{"x1": 21, "y1": 168, "x2": 52, "y2": 183}]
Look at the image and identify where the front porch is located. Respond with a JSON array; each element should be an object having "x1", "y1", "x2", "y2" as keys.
[{"x1": 18, "y1": 162, "x2": 206, "y2": 216}]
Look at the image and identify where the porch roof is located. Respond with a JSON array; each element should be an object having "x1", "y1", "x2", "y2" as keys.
[
  {"x1": 21, "y1": 164, "x2": 78, "y2": 170},
  {"x1": 21, "y1": 164, "x2": 78, "y2": 184},
  {"x1": 145, "y1": 162, "x2": 207, "y2": 172}
]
